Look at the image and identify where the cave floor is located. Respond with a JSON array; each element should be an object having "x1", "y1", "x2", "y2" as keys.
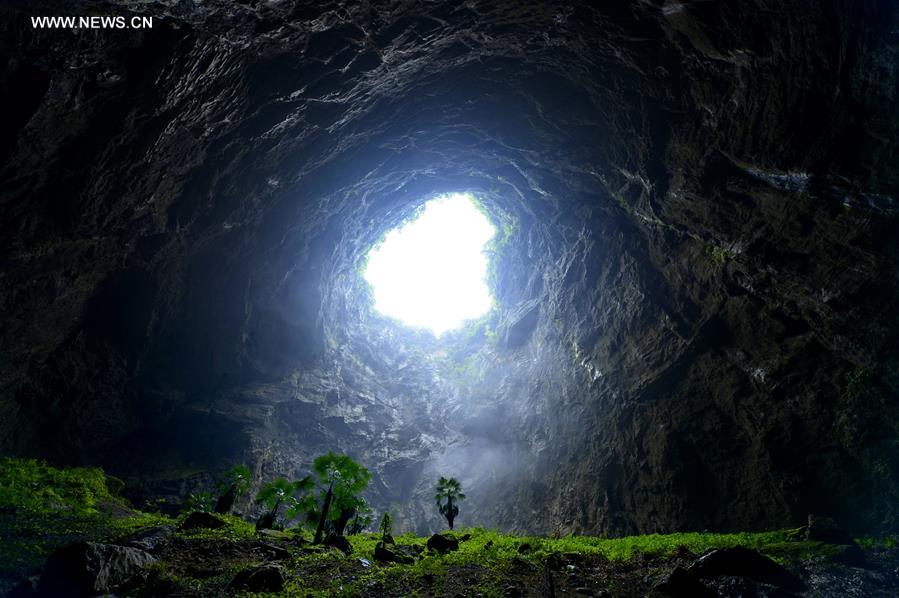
[
  {"x1": 2, "y1": 458, "x2": 899, "y2": 597},
  {"x1": 4, "y1": 509, "x2": 899, "y2": 597}
]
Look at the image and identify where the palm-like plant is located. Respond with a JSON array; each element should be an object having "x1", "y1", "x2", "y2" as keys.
[
  {"x1": 182, "y1": 491, "x2": 214, "y2": 514},
  {"x1": 346, "y1": 498, "x2": 373, "y2": 535},
  {"x1": 311, "y1": 452, "x2": 371, "y2": 542},
  {"x1": 435, "y1": 476, "x2": 465, "y2": 530},
  {"x1": 255, "y1": 476, "x2": 313, "y2": 530},
  {"x1": 214, "y1": 465, "x2": 251, "y2": 514}
]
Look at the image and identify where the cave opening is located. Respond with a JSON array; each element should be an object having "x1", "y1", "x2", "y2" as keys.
[{"x1": 362, "y1": 192, "x2": 497, "y2": 336}]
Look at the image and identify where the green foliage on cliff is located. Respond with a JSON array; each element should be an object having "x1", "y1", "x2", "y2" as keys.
[{"x1": 0, "y1": 457, "x2": 122, "y2": 515}]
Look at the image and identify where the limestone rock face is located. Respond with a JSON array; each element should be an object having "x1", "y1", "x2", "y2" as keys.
[{"x1": 1, "y1": 2, "x2": 898, "y2": 535}]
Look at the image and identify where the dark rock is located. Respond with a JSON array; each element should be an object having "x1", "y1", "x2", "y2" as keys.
[
  {"x1": 8, "y1": 575, "x2": 39, "y2": 597},
  {"x1": 252, "y1": 541, "x2": 292, "y2": 561},
  {"x1": 374, "y1": 541, "x2": 415, "y2": 564},
  {"x1": 179, "y1": 511, "x2": 226, "y2": 530},
  {"x1": 653, "y1": 566, "x2": 716, "y2": 598},
  {"x1": 503, "y1": 585, "x2": 523, "y2": 597},
  {"x1": 323, "y1": 534, "x2": 353, "y2": 555},
  {"x1": 706, "y1": 575, "x2": 784, "y2": 597},
  {"x1": 214, "y1": 485, "x2": 237, "y2": 514},
  {"x1": 37, "y1": 541, "x2": 156, "y2": 597},
  {"x1": 255, "y1": 512, "x2": 276, "y2": 531},
  {"x1": 828, "y1": 542, "x2": 867, "y2": 567},
  {"x1": 381, "y1": 533, "x2": 395, "y2": 545},
  {"x1": 121, "y1": 525, "x2": 174, "y2": 553},
  {"x1": 806, "y1": 515, "x2": 856, "y2": 545},
  {"x1": 256, "y1": 527, "x2": 290, "y2": 540},
  {"x1": 517, "y1": 542, "x2": 533, "y2": 554},
  {"x1": 690, "y1": 547, "x2": 805, "y2": 592},
  {"x1": 427, "y1": 533, "x2": 460, "y2": 553},
  {"x1": 226, "y1": 563, "x2": 285, "y2": 593}
]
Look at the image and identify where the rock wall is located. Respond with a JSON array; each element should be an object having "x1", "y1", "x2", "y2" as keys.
[{"x1": 1, "y1": 1, "x2": 897, "y2": 534}]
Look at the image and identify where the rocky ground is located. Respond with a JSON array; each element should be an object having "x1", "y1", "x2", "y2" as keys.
[
  {"x1": 2, "y1": 458, "x2": 899, "y2": 597},
  {"x1": 5, "y1": 513, "x2": 899, "y2": 597}
]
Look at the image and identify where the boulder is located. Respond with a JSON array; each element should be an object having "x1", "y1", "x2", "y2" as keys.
[
  {"x1": 37, "y1": 541, "x2": 156, "y2": 597},
  {"x1": 652, "y1": 566, "x2": 716, "y2": 598},
  {"x1": 121, "y1": 525, "x2": 174, "y2": 553},
  {"x1": 374, "y1": 541, "x2": 415, "y2": 564},
  {"x1": 806, "y1": 514, "x2": 855, "y2": 545},
  {"x1": 427, "y1": 533, "x2": 459, "y2": 553},
  {"x1": 690, "y1": 546, "x2": 805, "y2": 592},
  {"x1": 252, "y1": 541, "x2": 292, "y2": 561},
  {"x1": 256, "y1": 527, "x2": 289, "y2": 540},
  {"x1": 226, "y1": 563, "x2": 286, "y2": 592},
  {"x1": 179, "y1": 511, "x2": 226, "y2": 530}
]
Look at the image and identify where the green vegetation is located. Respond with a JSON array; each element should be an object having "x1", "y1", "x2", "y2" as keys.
[
  {"x1": 0, "y1": 457, "x2": 122, "y2": 515},
  {"x1": 704, "y1": 242, "x2": 734, "y2": 264},
  {"x1": 214, "y1": 464, "x2": 251, "y2": 514},
  {"x1": 311, "y1": 452, "x2": 372, "y2": 541},
  {"x1": 0, "y1": 458, "x2": 169, "y2": 580},
  {"x1": 255, "y1": 476, "x2": 314, "y2": 530},
  {"x1": 379, "y1": 512, "x2": 393, "y2": 540},
  {"x1": 435, "y1": 476, "x2": 465, "y2": 530},
  {"x1": 182, "y1": 491, "x2": 214, "y2": 514},
  {"x1": 4, "y1": 457, "x2": 898, "y2": 597},
  {"x1": 346, "y1": 497, "x2": 374, "y2": 535},
  {"x1": 285, "y1": 527, "x2": 855, "y2": 596}
]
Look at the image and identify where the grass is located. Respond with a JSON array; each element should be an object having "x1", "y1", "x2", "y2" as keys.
[
  {"x1": 276, "y1": 527, "x2": 833, "y2": 596},
  {"x1": 0, "y1": 457, "x2": 122, "y2": 515},
  {"x1": 3, "y1": 458, "x2": 895, "y2": 596}
]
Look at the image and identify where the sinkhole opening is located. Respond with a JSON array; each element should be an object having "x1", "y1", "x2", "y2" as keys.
[{"x1": 363, "y1": 193, "x2": 497, "y2": 336}]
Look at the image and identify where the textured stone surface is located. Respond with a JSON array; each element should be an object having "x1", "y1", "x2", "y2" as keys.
[
  {"x1": 37, "y1": 541, "x2": 156, "y2": 596},
  {"x1": 1, "y1": 1, "x2": 898, "y2": 536}
]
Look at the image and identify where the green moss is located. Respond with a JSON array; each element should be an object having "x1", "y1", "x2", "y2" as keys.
[
  {"x1": 760, "y1": 541, "x2": 846, "y2": 563},
  {"x1": 173, "y1": 513, "x2": 256, "y2": 541},
  {"x1": 0, "y1": 457, "x2": 124, "y2": 515},
  {"x1": 704, "y1": 243, "x2": 733, "y2": 264},
  {"x1": 279, "y1": 527, "x2": 832, "y2": 597},
  {"x1": 5, "y1": 459, "x2": 894, "y2": 597},
  {"x1": 0, "y1": 458, "x2": 176, "y2": 579},
  {"x1": 857, "y1": 535, "x2": 899, "y2": 550}
]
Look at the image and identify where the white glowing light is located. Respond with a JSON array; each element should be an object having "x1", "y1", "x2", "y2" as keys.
[{"x1": 363, "y1": 193, "x2": 496, "y2": 335}]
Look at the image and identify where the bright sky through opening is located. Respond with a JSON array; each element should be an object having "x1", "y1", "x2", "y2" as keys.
[{"x1": 363, "y1": 193, "x2": 496, "y2": 336}]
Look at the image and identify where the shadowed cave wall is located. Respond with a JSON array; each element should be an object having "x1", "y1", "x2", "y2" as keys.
[{"x1": 1, "y1": 0, "x2": 898, "y2": 536}]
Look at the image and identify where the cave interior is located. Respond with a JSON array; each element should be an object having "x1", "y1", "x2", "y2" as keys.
[{"x1": 2, "y1": 0, "x2": 899, "y2": 547}]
